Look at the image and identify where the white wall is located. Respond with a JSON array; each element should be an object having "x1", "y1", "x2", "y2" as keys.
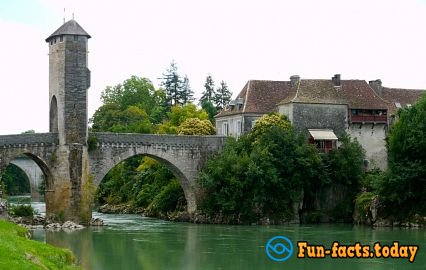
[{"x1": 348, "y1": 123, "x2": 388, "y2": 170}]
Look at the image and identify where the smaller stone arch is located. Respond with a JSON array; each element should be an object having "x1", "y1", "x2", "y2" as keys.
[
  {"x1": 50, "y1": 95, "x2": 58, "y2": 133},
  {"x1": 0, "y1": 151, "x2": 54, "y2": 211},
  {"x1": 10, "y1": 156, "x2": 44, "y2": 200}
]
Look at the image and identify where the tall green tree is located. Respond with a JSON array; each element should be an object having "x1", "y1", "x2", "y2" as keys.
[
  {"x1": 200, "y1": 75, "x2": 215, "y2": 104},
  {"x1": 379, "y1": 93, "x2": 426, "y2": 217},
  {"x1": 214, "y1": 80, "x2": 232, "y2": 110},
  {"x1": 161, "y1": 61, "x2": 183, "y2": 107},
  {"x1": 180, "y1": 75, "x2": 194, "y2": 104}
]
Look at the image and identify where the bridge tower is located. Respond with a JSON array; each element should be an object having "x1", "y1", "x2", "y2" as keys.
[{"x1": 45, "y1": 20, "x2": 92, "y2": 224}]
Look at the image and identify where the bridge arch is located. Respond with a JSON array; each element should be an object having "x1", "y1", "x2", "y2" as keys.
[
  {"x1": 10, "y1": 156, "x2": 44, "y2": 200},
  {"x1": 91, "y1": 149, "x2": 198, "y2": 213},
  {"x1": 0, "y1": 152, "x2": 54, "y2": 207}
]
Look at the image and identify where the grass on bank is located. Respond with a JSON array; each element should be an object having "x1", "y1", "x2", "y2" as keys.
[{"x1": 0, "y1": 220, "x2": 81, "y2": 270}]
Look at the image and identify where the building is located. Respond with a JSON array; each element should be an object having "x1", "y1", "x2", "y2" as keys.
[{"x1": 215, "y1": 75, "x2": 425, "y2": 169}]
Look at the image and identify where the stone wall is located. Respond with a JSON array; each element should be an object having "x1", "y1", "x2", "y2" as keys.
[
  {"x1": 0, "y1": 133, "x2": 58, "y2": 146},
  {"x1": 348, "y1": 123, "x2": 388, "y2": 170},
  {"x1": 290, "y1": 103, "x2": 348, "y2": 137}
]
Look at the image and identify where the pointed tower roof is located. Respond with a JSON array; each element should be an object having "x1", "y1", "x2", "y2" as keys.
[{"x1": 45, "y1": 19, "x2": 91, "y2": 42}]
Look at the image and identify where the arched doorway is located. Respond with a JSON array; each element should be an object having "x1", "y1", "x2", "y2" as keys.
[{"x1": 50, "y1": 95, "x2": 58, "y2": 133}]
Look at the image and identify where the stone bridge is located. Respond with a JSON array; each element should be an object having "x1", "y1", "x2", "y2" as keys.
[
  {"x1": 0, "y1": 19, "x2": 225, "y2": 224},
  {"x1": 0, "y1": 132, "x2": 225, "y2": 222}
]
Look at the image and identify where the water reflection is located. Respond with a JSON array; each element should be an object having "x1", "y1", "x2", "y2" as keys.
[{"x1": 29, "y1": 211, "x2": 426, "y2": 270}]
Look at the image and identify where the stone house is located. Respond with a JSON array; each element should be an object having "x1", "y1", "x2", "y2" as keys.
[{"x1": 215, "y1": 74, "x2": 425, "y2": 169}]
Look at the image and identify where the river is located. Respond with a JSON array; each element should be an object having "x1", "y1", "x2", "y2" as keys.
[{"x1": 10, "y1": 198, "x2": 426, "y2": 269}]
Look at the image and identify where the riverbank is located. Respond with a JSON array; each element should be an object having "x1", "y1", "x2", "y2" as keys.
[
  {"x1": 0, "y1": 220, "x2": 81, "y2": 269},
  {"x1": 98, "y1": 203, "x2": 299, "y2": 225},
  {"x1": 98, "y1": 203, "x2": 426, "y2": 227}
]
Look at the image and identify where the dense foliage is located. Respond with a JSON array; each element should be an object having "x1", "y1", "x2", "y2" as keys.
[
  {"x1": 1, "y1": 164, "x2": 30, "y2": 196},
  {"x1": 377, "y1": 94, "x2": 426, "y2": 217}
]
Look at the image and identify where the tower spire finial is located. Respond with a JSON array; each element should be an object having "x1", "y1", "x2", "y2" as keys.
[
  {"x1": 72, "y1": 13, "x2": 74, "y2": 20},
  {"x1": 63, "y1": 8, "x2": 65, "y2": 24}
]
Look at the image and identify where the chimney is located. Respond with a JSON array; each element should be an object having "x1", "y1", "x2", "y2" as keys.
[
  {"x1": 332, "y1": 74, "x2": 341, "y2": 86},
  {"x1": 369, "y1": 79, "x2": 382, "y2": 96},
  {"x1": 290, "y1": 75, "x2": 300, "y2": 86}
]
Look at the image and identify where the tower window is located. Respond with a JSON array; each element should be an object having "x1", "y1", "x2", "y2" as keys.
[
  {"x1": 74, "y1": 35, "x2": 78, "y2": 41},
  {"x1": 60, "y1": 36, "x2": 63, "y2": 42},
  {"x1": 54, "y1": 38, "x2": 56, "y2": 44},
  {"x1": 50, "y1": 40, "x2": 53, "y2": 45}
]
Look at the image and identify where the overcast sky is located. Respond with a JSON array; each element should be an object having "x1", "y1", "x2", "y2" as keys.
[{"x1": 1, "y1": 0, "x2": 425, "y2": 135}]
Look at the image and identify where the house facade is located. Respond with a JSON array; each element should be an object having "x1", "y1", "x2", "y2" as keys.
[{"x1": 215, "y1": 74, "x2": 425, "y2": 170}]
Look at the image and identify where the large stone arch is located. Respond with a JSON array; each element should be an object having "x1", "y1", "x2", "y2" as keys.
[{"x1": 90, "y1": 146, "x2": 200, "y2": 213}]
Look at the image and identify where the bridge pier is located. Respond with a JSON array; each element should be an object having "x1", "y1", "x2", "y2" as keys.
[{"x1": 47, "y1": 145, "x2": 92, "y2": 224}]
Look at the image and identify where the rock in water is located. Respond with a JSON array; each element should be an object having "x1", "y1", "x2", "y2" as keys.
[{"x1": 90, "y1": 218, "x2": 104, "y2": 226}]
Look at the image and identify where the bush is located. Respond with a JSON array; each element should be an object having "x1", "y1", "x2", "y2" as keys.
[{"x1": 10, "y1": 205, "x2": 34, "y2": 217}]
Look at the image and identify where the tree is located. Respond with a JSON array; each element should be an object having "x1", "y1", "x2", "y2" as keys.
[
  {"x1": 180, "y1": 75, "x2": 194, "y2": 104},
  {"x1": 197, "y1": 115, "x2": 321, "y2": 223},
  {"x1": 379, "y1": 93, "x2": 426, "y2": 217},
  {"x1": 90, "y1": 76, "x2": 165, "y2": 131},
  {"x1": 1, "y1": 164, "x2": 30, "y2": 195},
  {"x1": 201, "y1": 100, "x2": 217, "y2": 123},
  {"x1": 161, "y1": 61, "x2": 183, "y2": 107},
  {"x1": 178, "y1": 118, "x2": 216, "y2": 135},
  {"x1": 200, "y1": 75, "x2": 215, "y2": 104},
  {"x1": 214, "y1": 80, "x2": 232, "y2": 110},
  {"x1": 250, "y1": 112, "x2": 292, "y2": 139},
  {"x1": 157, "y1": 103, "x2": 210, "y2": 134}
]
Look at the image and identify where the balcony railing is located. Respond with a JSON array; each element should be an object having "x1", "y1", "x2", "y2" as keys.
[{"x1": 351, "y1": 115, "x2": 387, "y2": 123}]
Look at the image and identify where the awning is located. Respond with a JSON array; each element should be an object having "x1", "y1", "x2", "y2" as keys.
[{"x1": 308, "y1": 129, "x2": 338, "y2": 140}]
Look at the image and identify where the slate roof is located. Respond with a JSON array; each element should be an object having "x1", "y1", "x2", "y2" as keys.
[
  {"x1": 46, "y1": 19, "x2": 91, "y2": 42},
  {"x1": 380, "y1": 87, "x2": 425, "y2": 114},
  {"x1": 279, "y1": 79, "x2": 389, "y2": 110},
  {"x1": 215, "y1": 80, "x2": 294, "y2": 117}
]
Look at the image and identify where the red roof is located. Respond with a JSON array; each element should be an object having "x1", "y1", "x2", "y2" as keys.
[
  {"x1": 215, "y1": 80, "x2": 294, "y2": 117},
  {"x1": 279, "y1": 79, "x2": 389, "y2": 110},
  {"x1": 380, "y1": 87, "x2": 425, "y2": 114}
]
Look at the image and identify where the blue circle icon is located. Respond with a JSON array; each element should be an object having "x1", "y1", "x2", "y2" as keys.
[{"x1": 266, "y1": 236, "x2": 293, "y2": 262}]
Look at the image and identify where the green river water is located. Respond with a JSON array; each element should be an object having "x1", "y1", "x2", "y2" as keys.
[{"x1": 12, "y1": 199, "x2": 426, "y2": 270}]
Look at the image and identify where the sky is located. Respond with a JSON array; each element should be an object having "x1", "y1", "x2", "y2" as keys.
[{"x1": 0, "y1": 0, "x2": 426, "y2": 135}]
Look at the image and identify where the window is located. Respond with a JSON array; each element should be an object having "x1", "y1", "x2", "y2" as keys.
[
  {"x1": 222, "y1": 122, "x2": 229, "y2": 136},
  {"x1": 54, "y1": 38, "x2": 56, "y2": 44},
  {"x1": 74, "y1": 35, "x2": 78, "y2": 41},
  {"x1": 251, "y1": 120, "x2": 257, "y2": 128},
  {"x1": 236, "y1": 120, "x2": 242, "y2": 136},
  {"x1": 60, "y1": 35, "x2": 63, "y2": 42},
  {"x1": 319, "y1": 140, "x2": 326, "y2": 149}
]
